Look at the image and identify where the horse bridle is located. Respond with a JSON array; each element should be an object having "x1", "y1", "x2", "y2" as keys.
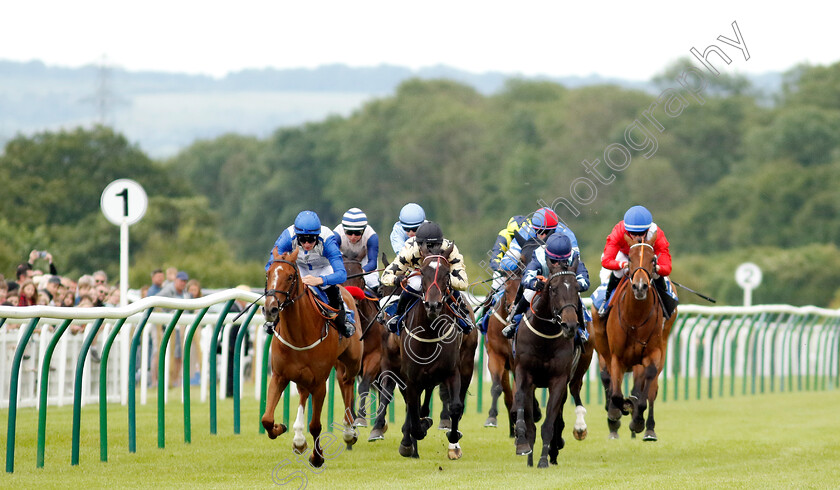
[
  {"x1": 530, "y1": 270, "x2": 578, "y2": 324},
  {"x1": 267, "y1": 258, "x2": 306, "y2": 312},
  {"x1": 422, "y1": 254, "x2": 450, "y2": 303},
  {"x1": 628, "y1": 242, "x2": 656, "y2": 285}
]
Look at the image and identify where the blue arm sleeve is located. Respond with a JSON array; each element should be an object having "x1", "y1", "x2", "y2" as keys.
[
  {"x1": 333, "y1": 231, "x2": 342, "y2": 248},
  {"x1": 560, "y1": 226, "x2": 580, "y2": 252},
  {"x1": 522, "y1": 258, "x2": 542, "y2": 290},
  {"x1": 390, "y1": 222, "x2": 407, "y2": 255},
  {"x1": 320, "y1": 237, "x2": 348, "y2": 286},
  {"x1": 576, "y1": 253, "x2": 591, "y2": 292},
  {"x1": 363, "y1": 234, "x2": 379, "y2": 273},
  {"x1": 265, "y1": 231, "x2": 294, "y2": 271}
]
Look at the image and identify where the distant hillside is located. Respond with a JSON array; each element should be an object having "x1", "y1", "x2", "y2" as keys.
[{"x1": 0, "y1": 59, "x2": 781, "y2": 157}]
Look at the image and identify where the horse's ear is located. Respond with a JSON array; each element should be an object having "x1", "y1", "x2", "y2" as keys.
[
  {"x1": 624, "y1": 233, "x2": 634, "y2": 247},
  {"x1": 381, "y1": 252, "x2": 390, "y2": 267},
  {"x1": 272, "y1": 247, "x2": 281, "y2": 260},
  {"x1": 443, "y1": 242, "x2": 454, "y2": 258},
  {"x1": 570, "y1": 255, "x2": 579, "y2": 271},
  {"x1": 648, "y1": 230, "x2": 658, "y2": 244},
  {"x1": 290, "y1": 247, "x2": 300, "y2": 261}
]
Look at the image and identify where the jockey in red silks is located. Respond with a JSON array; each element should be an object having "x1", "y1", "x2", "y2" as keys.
[{"x1": 598, "y1": 205, "x2": 678, "y2": 319}]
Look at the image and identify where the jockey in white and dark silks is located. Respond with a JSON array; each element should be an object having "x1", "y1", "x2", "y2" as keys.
[
  {"x1": 501, "y1": 233, "x2": 591, "y2": 341},
  {"x1": 595, "y1": 205, "x2": 678, "y2": 320},
  {"x1": 333, "y1": 207, "x2": 380, "y2": 293},
  {"x1": 265, "y1": 210, "x2": 355, "y2": 338},
  {"x1": 389, "y1": 202, "x2": 426, "y2": 255},
  {"x1": 380, "y1": 221, "x2": 472, "y2": 334}
]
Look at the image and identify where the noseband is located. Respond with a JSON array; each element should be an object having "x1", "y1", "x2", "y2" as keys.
[
  {"x1": 530, "y1": 270, "x2": 578, "y2": 324},
  {"x1": 267, "y1": 258, "x2": 305, "y2": 311}
]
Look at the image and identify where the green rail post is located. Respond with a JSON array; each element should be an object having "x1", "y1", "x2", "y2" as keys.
[
  {"x1": 327, "y1": 368, "x2": 336, "y2": 431},
  {"x1": 72, "y1": 318, "x2": 105, "y2": 466},
  {"x1": 803, "y1": 316, "x2": 819, "y2": 391},
  {"x1": 128, "y1": 308, "x2": 155, "y2": 453},
  {"x1": 233, "y1": 306, "x2": 259, "y2": 434},
  {"x1": 37, "y1": 319, "x2": 73, "y2": 468},
  {"x1": 795, "y1": 315, "x2": 810, "y2": 392},
  {"x1": 727, "y1": 315, "x2": 750, "y2": 397},
  {"x1": 766, "y1": 314, "x2": 787, "y2": 393},
  {"x1": 713, "y1": 315, "x2": 736, "y2": 399},
  {"x1": 778, "y1": 314, "x2": 802, "y2": 393},
  {"x1": 662, "y1": 314, "x2": 689, "y2": 403},
  {"x1": 704, "y1": 315, "x2": 725, "y2": 399},
  {"x1": 389, "y1": 391, "x2": 395, "y2": 423},
  {"x1": 99, "y1": 318, "x2": 127, "y2": 462},
  {"x1": 682, "y1": 315, "x2": 703, "y2": 401},
  {"x1": 744, "y1": 313, "x2": 765, "y2": 396},
  {"x1": 5, "y1": 317, "x2": 40, "y2": 473},
  {"x1": 477, "y1": 335, "x2": 484, "y2": 413},
  {"x1": 157, "y1": 310, "x2": 184, "y2": 449},
  {"x1": 209, "y1": 300, "x2": 235, "y2": 435},
  {"x1": 284, "y1": 385, "x2": 292, "y2": 428},
  {"x1": 183, "y1": 308, "x2": 210, "y2": 443}
]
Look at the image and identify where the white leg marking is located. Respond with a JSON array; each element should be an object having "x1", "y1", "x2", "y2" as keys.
[
  {"x1": 574, "y1": 405, "x2": 588, "y2": 432},
  {"x1": 293, "y1": 405, "x2": 306, "y2": 447}
]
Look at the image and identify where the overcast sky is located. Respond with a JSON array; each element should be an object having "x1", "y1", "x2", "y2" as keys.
[{"x1": 2, "y1": 1, "x2": 837, "y2": 80}]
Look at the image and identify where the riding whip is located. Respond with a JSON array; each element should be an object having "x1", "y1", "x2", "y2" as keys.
[{"x1": 671, "y1": 280, "x2": 717, "y2": 303}]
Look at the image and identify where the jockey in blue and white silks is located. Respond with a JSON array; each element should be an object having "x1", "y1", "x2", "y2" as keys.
[
  {"x1": 265, "y1": 210, "x2": 354, "y2": 337},
  {"x1": 389, "y1": 202, "x2": 426, "y2": 255},
  {"x1": 333, "y1": 207, "x2": 380, "y2": 291},
  {"x1": 501, "y1": 233, "x2": 591, "y2": 341}
]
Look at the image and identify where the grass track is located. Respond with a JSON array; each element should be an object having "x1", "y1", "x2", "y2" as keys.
[{"x1": 2, "y1": 382, "x2": 839, "y2": 488}]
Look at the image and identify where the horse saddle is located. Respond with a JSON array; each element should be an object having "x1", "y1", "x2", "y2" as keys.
[{"x1": 307, "y1": 287, "x2": 356, "y2": 326}]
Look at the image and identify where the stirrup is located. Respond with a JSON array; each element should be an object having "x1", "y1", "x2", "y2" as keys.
[
  {"x1": 501, "y1": 323, "x2": 516, "y2": 339},
  {"x1": 386, "y1": 316, "x2": 401, "y2": 334},
  {"x1": 342, "y1": 324, "x2": 356, "y2": 338}
]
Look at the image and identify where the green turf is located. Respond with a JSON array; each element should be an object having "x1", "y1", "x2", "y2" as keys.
[{"x1": 2, "y1": 381, "x2": 839, "y2": 489}]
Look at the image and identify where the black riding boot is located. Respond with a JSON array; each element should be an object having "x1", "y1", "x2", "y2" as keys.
[
  {"x1": 653, "y1": 277, "x2": 677, "y2": 320},
  {"x1": 501, "y1": 296, "x2": 529, "y2": 339},
  {"x1": 262, "y1": 279, "x2": 274, "y2": 335},
  {"x1": 326, "y1": 286, "x2": 354, "y2": 337},
  {"x1": 598, "y1": 273, "x2": 622, "y2": 319},
  {"x1": 386, "y1": 292, "x2": 412, "y2": 333},
  {"x1": 451, "y1": 290, "x2": 473, "y2": 334}
]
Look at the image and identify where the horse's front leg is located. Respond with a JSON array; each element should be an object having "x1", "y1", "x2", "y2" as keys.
[
  {"x1": 261, "y1": 370, "x2": 289, "y2": 439},
  {"x1": 444, "y1": 374, "x2": 464, "y2": 460},
  {"x1": 644, "y1": 375, "x2": 660, "y2": 442},
  {"x1": 542, "y1": 375, "x2": 569, "y2": 468},
  {"x1": 398, "y1": 385, "x2": 421, "y2": 458},
  {"x1": 438, "y1": 383, "x2": 451, "y2": 430},
  {"x1": 292, "y1": 387, "x2": 310, "y2": 454},
  {"x1": 486, "y1": 353, "x2": 504, "y2": 428},
  {"x1": 513, "y1": 367, "x2": 533, "y2": 458},
  {"x1": 336, "y1": 365, "x2": 359, "y2": 449},
  {"x1": 608, "y1": 355, "x2": 628, "y2": 421},
  {"x1": 307, "y1": 383, "x2": 327, "y2": 468}
]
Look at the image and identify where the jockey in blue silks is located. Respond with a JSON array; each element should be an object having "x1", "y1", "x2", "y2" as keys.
[
  {"x1": 389, "y1": 202, "x2": 426, "y2": 255},
  {"x1": 501, "y1": 233, "x2": 591, "y2": 342},
  {"x1": 333, "y1": 207, "x2": 380, "y2": 293},
  {"x1": 265, "y1": 210, "x2": 355, "y2": 337}
]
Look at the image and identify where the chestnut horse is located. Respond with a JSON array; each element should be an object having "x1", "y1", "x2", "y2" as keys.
[
  {"x1": 397, "y1": 244, "x2": 472, "y2": 460},
  {"x1": 513, "y1": 255, "x2": 587, "y2": 468},
  {"x1": 590, "y1": 232, "x2": 677, "y2": 441},
  {"x1": 341, "y1": 252, "x2": 386, "y2": 427},
  {"x1": 483, "y1": 268, "x2": 519, "y2": 434},
  {"x1": 261, "y1": 248, "x2": 363, "y2": 468}
]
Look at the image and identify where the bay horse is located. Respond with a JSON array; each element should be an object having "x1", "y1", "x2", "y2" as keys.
[
  {"x1": 397, "y1": 243, "x2": 470, "y2": 460},
  {"x1": 261, "y1": 248, "x2": 363, "y2": 468},
  {"x1": 513, "y1": 255, "x2": 587, "y2": 468},
  {"x1": 341, "y1": 252, "x2": 385, "y2": 428},
  {"x1": 483, "y1": 267, "x2": 519, "y2": 435},
  {"x1": 590, "y1": 232, "x2": 677, "y2": 441}
]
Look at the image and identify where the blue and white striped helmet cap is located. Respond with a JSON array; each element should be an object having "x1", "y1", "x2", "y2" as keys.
[
  {"x1": 623, "y1": 205, "x2": 653, "y2": 233},
  {"x1": 341, "y1": 207, "x2": 368, "y2": 231}
]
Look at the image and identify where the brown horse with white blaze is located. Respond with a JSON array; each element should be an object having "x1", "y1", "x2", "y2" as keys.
[
  {"x1": 590, "y1": 232, "x2": 676, "y2": 441},
  {"x1": 261, "y1": 248, "x2": 363, "y2": 468}
]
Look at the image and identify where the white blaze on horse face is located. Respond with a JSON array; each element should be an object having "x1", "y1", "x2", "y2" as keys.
[
  {"x1": 428, "y1": 261, "x2": 439, "y2": 269},
  {"x1": 293, "y1": 405, "x2": 306, "y2": 447}
]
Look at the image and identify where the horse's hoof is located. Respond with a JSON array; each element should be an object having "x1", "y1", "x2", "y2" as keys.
[
  {"x1": 445, "y1": 429, "x2": 463, "y2": 442},
  {"x1": 368, "y1": 428, "x2": 385, "y2": 441},
  {"x1": 438, "y1": 418, "x2": 451, "y2": 431},
  {"x1": 643, "y1": 430, "x2": 658, "y2": 442},
  {"x1": 537, "y1": 457, "x2": 549, "y2": 469},
  {"x1": 398, "y1": 443, "x2": 414, "y2": 458},
  {"x1": 343, "y1": 431, "x2": 358, "y2": 446},
  {"x1": 573, "y1": 428, "x2": 588, "y2": 441},
  {"x1": 607, "y1": 408, "x2": 622, "y2": 422},
  {"x1": 447, "y1": 443, "x2": 462, "y2": 460},
  {"x1": 629, "y1": 419, "x2": 644, "y2": 434},
  {"x1": 309, "y1": 452, "x2": 324, "y2": 468},
  {"x1": 292, "y1": 440, "x2": 307, "y2": 454},
  {"x1": 353, "y1": 417, "x2": 367, "y2": 428},
  {"x1": 264, "y1": 422, "x2": 287, "y2": 440},
  {"x1": 527, "y1": 453, "x2": 534, "y2": 467},
  {"x1": 549, "y1": 456, "x2": 558, "y2": 466},
  {"x1": 515, "y1": 439, "x2": 532, "y2": 456},
  {"x1": 608, "y1": 432, "x2": 619, "y2": 440},
  {"x1": 484, "y1": 417, "x2": 498, "y2": 428},
  {"x1": 420, "y1": 417, "x2": 433, "y2": 432},
  {"x1": 631, "y1": 431, "x2": 637, "y2": 439}
]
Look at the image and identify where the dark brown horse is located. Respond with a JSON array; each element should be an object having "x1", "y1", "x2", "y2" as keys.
[
  {"x1": 513, "y1": 256, "x2": 585, "y2": 468},
  {"x1": 398, "y1": 244, "x2": 471, "y2": 460},
  {"x1": 261, "y1": 248, "x2": 363, "y2": 467},
  {"x1": 341, "y1": 252, "x2": 385, "y2": 428},
  {"x1": 483, "y1": 268, "x2": 519, "y2": 435},
  {"x1": 590, "y1": 232, "x2": 677, "y2": 441}
]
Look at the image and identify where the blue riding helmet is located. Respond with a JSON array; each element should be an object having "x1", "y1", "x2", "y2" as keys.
[
  {"x1": 624, "y1": 205, "x2": 653, "y2": 233},
  {"x1": 545, "y1": 233, "x2": 573, "y2": 262},
  {"x1": 294, "y1": 210, "x2": 321, "y2": 235},
  {"x1": 399, "y1": 203, "x2": 425, "y2": 228}
]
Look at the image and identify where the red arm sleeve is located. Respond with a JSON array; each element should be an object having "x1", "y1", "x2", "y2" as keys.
[
  {"x1": 654, "y1": 229, "x2": 672, "y2": 276},
  {"x1": 601, "y1": 223, "x2": 625, "y2": 270}
]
